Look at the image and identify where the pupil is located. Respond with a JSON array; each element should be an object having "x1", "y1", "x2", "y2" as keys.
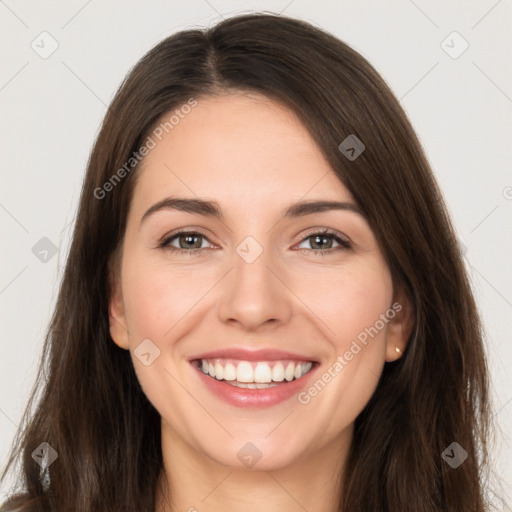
[
  {"x1": 313, "y1": 235, "x2": 331, "y2": 249},
  {"x1": 182, "y1": 234, "x2": 200, "y2": 248}
]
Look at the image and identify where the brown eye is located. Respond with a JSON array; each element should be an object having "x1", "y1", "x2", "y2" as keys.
[
  {"x1": 295, "y1": 229, "x2": 351, "y2": 255},
  {"x1": 159, "y1": 231, "x2": 212, "y2": 255}
]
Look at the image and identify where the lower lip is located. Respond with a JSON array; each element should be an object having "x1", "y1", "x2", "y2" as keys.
[{"x1": 192, "y1": 363, "x2": 318, "y2": 408}]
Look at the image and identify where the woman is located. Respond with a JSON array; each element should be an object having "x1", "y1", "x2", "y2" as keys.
[{"x1": 1, "y1": 12, "x2": 494, "y2": 512}]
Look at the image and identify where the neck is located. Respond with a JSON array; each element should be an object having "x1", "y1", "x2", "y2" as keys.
[{"x1": 155, "y1": 420, "x2": 352, "y2": 512}]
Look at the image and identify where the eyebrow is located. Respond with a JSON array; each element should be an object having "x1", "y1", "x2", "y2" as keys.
[{"x1": 140, "y1": 196, "x2": 365, "y2": 226}]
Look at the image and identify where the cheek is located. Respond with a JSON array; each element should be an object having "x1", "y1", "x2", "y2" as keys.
[
  {"x1": 121, "y1": 258, "x2": 208, "y2": 342},
  {"x1": 293, "y1": 261, "x2": 393, "y2": 423},
  {"x1": 293, "y1": 259, "x2": 393, "y2": 347},
  {"x1": 119, "y1": 261, "x2": 196, "y2": 413},
  {"x1": 123, "y1": 276, "x2": 169, "y2": 341}
]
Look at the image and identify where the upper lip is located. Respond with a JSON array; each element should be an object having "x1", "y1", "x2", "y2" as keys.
[{"x1": 189, "y1": 348, "x2": 317, "y2": 362}]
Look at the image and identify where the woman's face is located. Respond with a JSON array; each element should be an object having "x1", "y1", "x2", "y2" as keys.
[{"x1": 109, "y1": 92, "x2": 409, "y2": 471}]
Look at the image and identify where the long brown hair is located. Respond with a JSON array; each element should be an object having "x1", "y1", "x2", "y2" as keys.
[{"x1": 1, "y1": 12, "x2": 494, "y2": 511}]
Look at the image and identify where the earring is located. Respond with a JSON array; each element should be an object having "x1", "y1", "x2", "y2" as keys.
[{"x1": 395, "y1": 347, "x2": 402, "y2": 355}]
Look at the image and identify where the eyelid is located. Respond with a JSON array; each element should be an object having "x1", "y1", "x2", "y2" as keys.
[
  {"x1": 158, "y1": 227, "x2": 217, "y2": 247},
  {"x1": 293, "y1": 227, "x2": 351, "y2": 246}
]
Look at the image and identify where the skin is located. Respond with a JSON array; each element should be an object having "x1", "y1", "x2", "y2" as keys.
[{"x1": 109, "y1": 92, "x2": 413, "y2": 512}]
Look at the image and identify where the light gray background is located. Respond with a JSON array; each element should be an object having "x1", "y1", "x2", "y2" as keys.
[{"x1": 1, "y1": 0, "x2": 511, "y2": 504}]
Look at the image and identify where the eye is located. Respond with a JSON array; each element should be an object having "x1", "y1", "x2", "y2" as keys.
[
  {"x1": 294, "y1": 229, "x2": 351, "y2": 256},
  {"x1": 158, "y1": 228, "x2": 351, "y2": 257},
  {"x1": 159, "y1": 230, "x2": 213, "y2": 256}
]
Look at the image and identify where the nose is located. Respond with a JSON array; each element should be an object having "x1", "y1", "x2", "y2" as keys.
[{"x1": 217, "y1": 240, "x2": 293, "y2": 332}]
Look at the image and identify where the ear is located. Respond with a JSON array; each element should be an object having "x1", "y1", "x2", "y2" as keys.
[
  {"x1": 108, "y1": 260, "x2": 130, "y2": 350},
  {"x1": 384, "y1": 288, "x2": 414, "y2": 362}
]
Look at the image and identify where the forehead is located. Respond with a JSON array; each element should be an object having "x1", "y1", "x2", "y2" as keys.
[{"x1": 131, "y1": 92, "x2": 354, "y2": 213}]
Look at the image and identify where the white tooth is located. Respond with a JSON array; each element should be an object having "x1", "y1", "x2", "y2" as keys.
[
  {"x1": 223, "y1": 363, "x2": 237, "y2": 381},
  {"x1": 304, "y1": 362, "x2": 313, "y2": 374},
  {"x1": 214, "y1": 362, "x2": 224, "y2": 380},
  {"x1": 236, "y1": 362, "x2": 254, "y2": 383},
  {"x1": 285, "y1": 362, "x2": 295, "y2": 381},
  {"x1": 227, "y1": 380, "x2": 278, "y2": 389},
  {"x1": 208, "y1": 362, "x2": 216, "y2": 378},
  {"x1": 201, "y1": 360, "x2": 208, "y2": 374},
  {"x1": 272, "y1": 362, "x2": 285, "y2": 382},
  {"x1": 254, "y1": 362, "x2": 272, "y2": 383},
  {"x1": 294, "y1": 364, "x2": 302, "y2": 379}
]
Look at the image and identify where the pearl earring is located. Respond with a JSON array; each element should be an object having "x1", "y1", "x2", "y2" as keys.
[{"x1": 395, "y1": 347, "x2": 402, "y2": 354}]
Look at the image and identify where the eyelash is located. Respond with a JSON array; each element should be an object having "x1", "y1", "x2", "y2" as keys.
[{"x1": 158, "y1": 228, "x2": 351, "y2": 257}]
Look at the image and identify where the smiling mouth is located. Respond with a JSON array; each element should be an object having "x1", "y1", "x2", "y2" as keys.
[{"x1": 193, "y1": 358, "x2": 316, "y2": 389}]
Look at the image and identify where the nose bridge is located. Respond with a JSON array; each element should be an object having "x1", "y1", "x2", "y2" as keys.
[
  {"x1": 234, "y1": 235, "x2": 273, "y2": 290},
  {"x1": 217, "y1": 234, "x2": 291, "y2": 330}
]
